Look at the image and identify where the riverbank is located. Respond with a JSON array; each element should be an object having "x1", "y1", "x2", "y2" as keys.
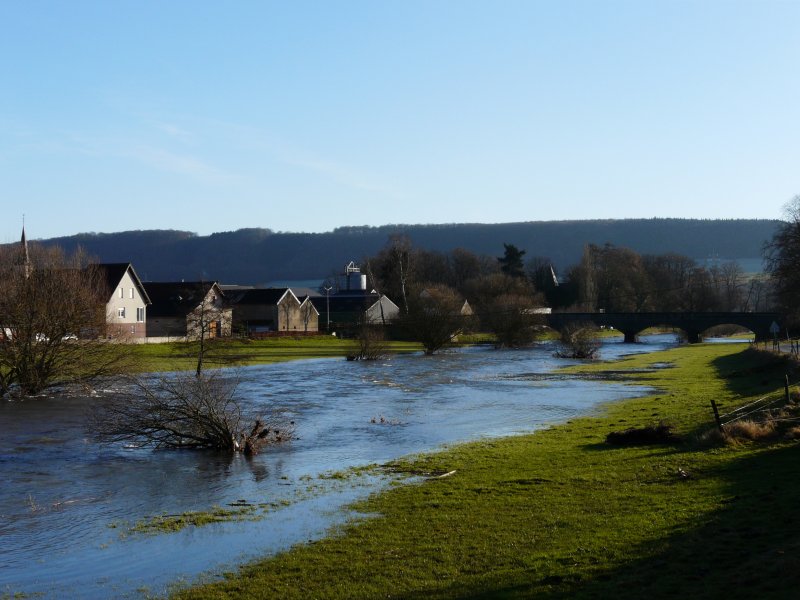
[
  {"x1": 175, "y1": 342, "x2": 800, "y2": 599},
  {"x1": 128, "y1": 336, "x2": 422, "y2": 372},
  {"x1": 126, "y1": 330, "x2": 628, "y2": 374}
]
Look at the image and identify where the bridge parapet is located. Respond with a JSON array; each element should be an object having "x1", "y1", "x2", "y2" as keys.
[{"x1": 545, "y1": 312, "x2": 782, "y2": 343}]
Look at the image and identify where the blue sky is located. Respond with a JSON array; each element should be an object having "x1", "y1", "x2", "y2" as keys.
[{"x1": 1, "y1": 0, "x2": 798, "y2": 242}]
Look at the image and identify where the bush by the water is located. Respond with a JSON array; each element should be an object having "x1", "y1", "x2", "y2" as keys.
[
  {"x1": 90, "y1": 371, "x2": 294, "y2": 454},
  {"x1": 555, "y1": 323, "x2": 601, "y2": 359}
]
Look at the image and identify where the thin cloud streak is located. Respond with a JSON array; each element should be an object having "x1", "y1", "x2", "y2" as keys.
[
  {"x1": 194, "y1": 116, "x2": 406, "y2": 200},
  {"x1": 121, "y1": 144, "x2": 235, "y2": 183}
]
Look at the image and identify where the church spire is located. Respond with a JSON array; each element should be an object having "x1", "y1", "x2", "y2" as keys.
[{"x1": 20, "y1": 217, "x2": 31, "y2": 278}]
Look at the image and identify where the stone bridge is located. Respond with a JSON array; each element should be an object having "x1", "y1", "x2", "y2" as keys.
[{"x1": 545, "y1": 312, "x2": 782, "y2": 344}]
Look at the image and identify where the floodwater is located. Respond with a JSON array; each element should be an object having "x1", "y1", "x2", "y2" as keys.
[{"x1": 0, "y1": 335, "x2": 676, "y2": 598}]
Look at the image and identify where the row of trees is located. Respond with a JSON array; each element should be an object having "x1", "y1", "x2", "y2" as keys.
[
  {"x1": 356, "y1": 229, "x2": 782, "y2": 354},
  {"x1": 361, "y1": 237, "x2": 547, "y2": 352},
  {"x1": 560, "y1": 244, "x2": 767, "y2": 314}
]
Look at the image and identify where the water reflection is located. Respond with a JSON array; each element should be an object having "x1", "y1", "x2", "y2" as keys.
[{"x1": 0, "y1": 335, "x2": 676, "y2": 598}]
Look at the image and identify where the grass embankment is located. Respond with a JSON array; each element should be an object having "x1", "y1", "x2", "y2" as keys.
[
  {"x1": 175, "y1": 343, "x2": 800, "y2": 600},
  {"x1": 129, "y1": 336, "x2": 422, "y2": 373}
]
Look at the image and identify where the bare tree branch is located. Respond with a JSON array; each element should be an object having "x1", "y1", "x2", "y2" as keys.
[{"x1": 89, "y1": 371, "x2": 293, "y2": 454}]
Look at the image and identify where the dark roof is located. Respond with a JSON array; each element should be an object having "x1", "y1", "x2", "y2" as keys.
[
  {"x1": 143, "y1": 281, "x2": 222, "y2": 318},
  {"x1": 98, "y1": 263, "x2": 130, "y2": 293},
  {"x1": 219, "y1": 284, "x2": 255, "y2": 291},
  {"x1": 97, "y1": 263, "x2": 151, "y2": 304},
  {"x1": 229, "y1": 288, "x2": 295, "y2": 306},
  {"x1": 310, "y1": 294, "x2": 381, "y2": 314},
  {"x1": 289, "y1": 286, "x2": 321, "y2": 299}
]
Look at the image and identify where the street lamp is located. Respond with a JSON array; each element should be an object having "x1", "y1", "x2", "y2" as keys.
[{"x1": 324, "y1": 286, "x2": 332, "y2": 332}]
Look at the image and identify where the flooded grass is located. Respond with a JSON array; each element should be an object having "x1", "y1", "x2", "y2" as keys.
[
  {"x1": 110, "y1": 466, "x2": 392, "y2": 539},
  {"x1": 129, "y1": 505, "x2": 260, "y2": 535},
  {"x1": 175, "y1": 343, "x2": 800, "y2": 600}
]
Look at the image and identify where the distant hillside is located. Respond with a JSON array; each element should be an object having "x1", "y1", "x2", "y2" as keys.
[{"x1": 17, "y1": 219, "x2": 779, "y2": 284}]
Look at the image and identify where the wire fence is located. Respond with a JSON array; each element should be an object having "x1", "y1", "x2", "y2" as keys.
[
  {"x1": 752, "y1": 336, "x2": 800, "y2": 356},
  {"x1": 710, "y1": 374, "x2": 798, "y2": 431}
]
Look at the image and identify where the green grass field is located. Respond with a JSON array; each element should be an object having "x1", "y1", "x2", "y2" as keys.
[
  {"x1": 128, "y1": 336, "x2": 422, "y2": 373},
  {"x1": 173, "y1": 342, "x2": 800, "y2": 599}
]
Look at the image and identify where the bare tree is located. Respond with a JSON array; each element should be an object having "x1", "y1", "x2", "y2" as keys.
[
  {"x1": 90, "y1": 284, "x2": 291, "y2": 455},
  {"x1": 642, "y1": 253, "x2": 697, "y2": 312},
  {"x1": 89, "y1": 371, "x2": 292, "y2": 455},
  {"x1": 575, "y1": 244, "x2": 650, "y2": 312},
  {"x1": 742, "y1": 275, "x2": 770, "y2": 312},
  {"x1": 393, "y1": 236, "x2": 412, "y2": 314},
  {"x1": 160, "y1": 281, "x2": 232, "y2": 377},
  {"x1": 718, "y1": 261, "x2": 745, "y2": 312},
  {"x1": 371, "y1": 235, "x2": 414, "y2": 314},
  {"x1": 186, "y1": 283, "x2": 231, "y2": 377},
  {"x1": 449, "y1": 247, "x2": 487, "y2": 292},
  {"x1": 765, "y1": 195, "x2": 800, "y2": 324},
  {"x1": 0, "y1": 243, "x2": 133, "y2": 397},
  {"x1": 404, "y1": 284, "x2": 466, "y2": 355},
  {"x1": 555, "y1": 323, "x2": 601, "y2": 359},
  {"x1": 462, "y1": 273, "x2": 535, "y2": 330},
  {"x1": 682, "y1": 266, "x2": 719, "y2": 312},
  {"x1": 483, "y1": 293, "x2": 545, "y2": 347},
  {"x1": 348, "y1": 319, "x2": 389, "y2": 361},
  {"x1": 299, "y1": 299, "x2": 316, "y2": 333}
]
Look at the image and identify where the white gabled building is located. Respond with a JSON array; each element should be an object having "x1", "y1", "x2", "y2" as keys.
[{"x1": 98, "y1": 263, "x2": 151, "y2": 339}]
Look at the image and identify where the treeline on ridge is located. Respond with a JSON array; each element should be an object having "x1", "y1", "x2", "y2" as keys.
[{"x1": 17, "y1": 218, "x2": 779, "y2": 284}]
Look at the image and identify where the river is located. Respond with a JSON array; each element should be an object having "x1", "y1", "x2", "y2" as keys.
[{"x1": 0, "y1": 335, "x2": 677, "y2": 598}]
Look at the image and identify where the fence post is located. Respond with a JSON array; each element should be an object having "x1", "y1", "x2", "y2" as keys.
[{"x1": 710, "y1": 399, "x2": 723, "y2": 432}]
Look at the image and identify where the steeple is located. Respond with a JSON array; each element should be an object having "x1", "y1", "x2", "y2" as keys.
[{"x1": 20, "y1": 218, "x2": 31, "y2": 278}]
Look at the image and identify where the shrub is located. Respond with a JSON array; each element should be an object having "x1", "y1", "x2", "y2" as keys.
[
  {"x1": 606, "y1": 422, "x2": 680, "y2": 446},
  {"x1": 90, "y1": 371, "x2": 294, "y2": 454},
  {"x1": 555, "y1": 323, "x2": 601, "y2": 359},
  {"x1": 722, "y1": 419, "x2": 776, "y2": 442}
]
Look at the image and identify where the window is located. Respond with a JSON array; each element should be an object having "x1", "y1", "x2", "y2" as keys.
[
  {"x1": 136, "y1": 307, "x2": 145, "y2": 322},
  {"x1": 118, "y1": 287, "x2": 123, "y2": 298},
  {"x1": 117, "y1": 307, "x2": 126, "y2": 319},
  {"x1": 129, "y1": 288, "x2": 134, "y2": 299}
]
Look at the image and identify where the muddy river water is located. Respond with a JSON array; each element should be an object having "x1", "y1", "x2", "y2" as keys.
[{"x1": 1, "y1": 336, "x2": 678, "y2": 598}]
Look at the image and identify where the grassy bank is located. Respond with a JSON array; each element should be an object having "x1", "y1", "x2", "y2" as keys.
[
  {"x1": 128, "y1": 336, "x2": 422, "y2": 373},
  {"x1": 174, "y1": 342, "x2": 800, "y2": 599}
]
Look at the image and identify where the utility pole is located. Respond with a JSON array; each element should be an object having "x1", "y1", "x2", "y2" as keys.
[{"x1": 324, "y1": 286, "x2": 332, "y2": 332}]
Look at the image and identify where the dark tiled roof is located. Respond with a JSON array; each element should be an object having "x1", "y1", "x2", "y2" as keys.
[
  {"x1": 310, "y1": 294, "x2": 380, "y2": 314},
  {"x1": 143, "y1": 281, "x2": 221, "y2": 318},
  {"x1": 96, "y1": 263, "x2": 151, "y2": 304},
  {"x1": 98, "y1": 263, "x2": 130, "y2": 295},
  {"x1": 231, "y1": 288, "x2": 293, "y2": 306},
  {"x1": 289, "y1": 286, "x2": 321, "y2": 299}
]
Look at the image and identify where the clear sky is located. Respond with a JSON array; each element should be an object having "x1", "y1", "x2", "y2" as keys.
[{"x1": 1, "y1": 0, "x2": 798, "y2": 242}]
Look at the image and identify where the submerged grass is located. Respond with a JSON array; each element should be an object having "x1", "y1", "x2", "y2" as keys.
[
  {"x1": 130, "y1": 504, "x2": 260, "y2": 534},
  {"x1": 175, "y1": 343, "x2": 800, "y2": 599}
]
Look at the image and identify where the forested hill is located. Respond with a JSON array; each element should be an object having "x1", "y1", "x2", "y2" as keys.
[{"x1": 26, "y1": 219, "x2": 778, "y2": 284}]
